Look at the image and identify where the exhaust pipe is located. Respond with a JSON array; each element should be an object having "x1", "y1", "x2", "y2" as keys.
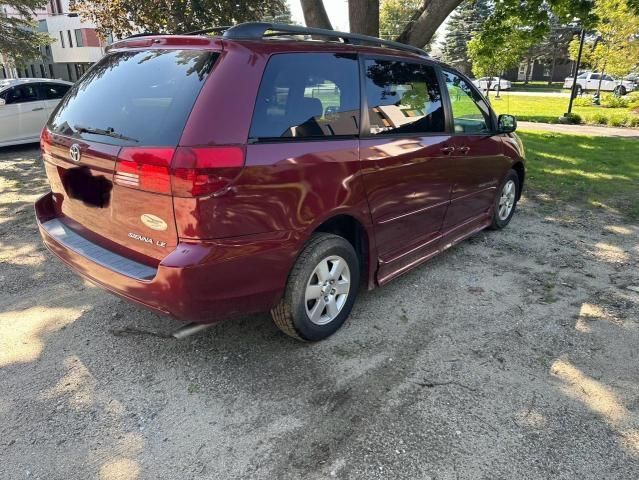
[{"x1": 172, "y1": 322, "x2": 213, "y2": 339}]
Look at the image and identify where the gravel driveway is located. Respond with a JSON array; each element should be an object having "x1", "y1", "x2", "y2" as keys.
[{"x1": 1, "y1": 145, "x2": 639, "y2": 479}]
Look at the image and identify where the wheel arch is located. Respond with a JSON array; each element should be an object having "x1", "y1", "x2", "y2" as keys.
[
  {"x1": 311, "y1": 213, "x2": 374, "y2": 289},
  {"x1": 512, "y1": 161, "x2": 525, "y2": 200}
]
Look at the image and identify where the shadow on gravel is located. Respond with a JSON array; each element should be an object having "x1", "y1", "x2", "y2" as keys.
[{"x1": 1, "y1": 146, "x2": 639, "y2": 479}]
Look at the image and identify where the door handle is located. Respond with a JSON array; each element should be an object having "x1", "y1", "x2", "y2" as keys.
[
  {"x1": 457, "y1": 146, "x2": 471, "y2": 155},
  {"x1": 441, "y1": 145, "x2": 455, "y2": 155},
  {"x1": 31, "y1": 107, "x2": 45, "y2": 111}
]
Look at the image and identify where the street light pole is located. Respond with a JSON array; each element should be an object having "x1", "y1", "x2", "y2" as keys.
[{"x1": 566, "y1": 28, "x2": 586, "y2": 116}]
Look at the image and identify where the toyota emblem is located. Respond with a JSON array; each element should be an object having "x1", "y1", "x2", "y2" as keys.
[{"x1": 69, "y1": 144, "x2": 81, "y2": 163}]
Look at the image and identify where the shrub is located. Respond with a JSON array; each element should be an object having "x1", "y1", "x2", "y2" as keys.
[
  {"x1": 604, "y1": 95, "x2": 629, "y2": 108},
  {"x1": 588, "y1": 112, "x2": 609, "y2": 125},
  {"x1": 573, "y1": 97, "x2": 592, "y2": 107},
  {"x1": 608, "y1": 115, "x2": 629, "y2": 127},
  {"x1": 627, "y1": 116, "x2": 639, "y2": 127},
  {"x1": 558, "y1": 113, "x2": 582, "y2": 124},
  {"x1": 628, "y1": 97, "x2": 639, "y2": 111}
]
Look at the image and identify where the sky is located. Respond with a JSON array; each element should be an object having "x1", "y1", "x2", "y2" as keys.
[{"x1": 287, "y1": 0, "x2": 350, "y2": 32}]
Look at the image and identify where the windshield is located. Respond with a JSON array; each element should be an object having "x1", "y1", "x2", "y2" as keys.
[{"x1": 49, "y1": 49, "x2": 218, "y2": 146}]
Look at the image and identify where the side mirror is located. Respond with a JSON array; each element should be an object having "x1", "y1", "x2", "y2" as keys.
[
  {"x1": 0, "y1": 98, "x2": 5, "y2": 106},
  {"x1": 497, "y1": 114, "x2": 517, "y2": 134}
]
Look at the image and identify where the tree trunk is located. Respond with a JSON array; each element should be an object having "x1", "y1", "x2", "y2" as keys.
[
  {"x1": 548, "y1": 50, "x2": 557, "y2": 86},
  {"x1": 300, "y1": 0, "x2": 333, "y2": 30},
  {"x1": 396, "y1": 0, "x2": 464, "y2": 48},
  {"x1": 349, "y1": 0, "x2": 379, "y2": 36},
  {"x1": 596, "y1": 69, "x2": 605, "y2": 98}
]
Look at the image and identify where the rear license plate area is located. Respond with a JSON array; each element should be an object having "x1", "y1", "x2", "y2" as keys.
[{"x1": 62, "y1": 166, "x2": 113, "y2": 208}]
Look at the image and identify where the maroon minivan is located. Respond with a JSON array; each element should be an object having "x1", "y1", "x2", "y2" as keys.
[{"x1": 35, "y1": 23, "x2": 525, "y2": 341}]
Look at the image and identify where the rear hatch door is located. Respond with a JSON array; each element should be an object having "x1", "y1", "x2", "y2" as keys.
[{"x1": 43, "y1": 47, "x2": 219, "y2": 262}]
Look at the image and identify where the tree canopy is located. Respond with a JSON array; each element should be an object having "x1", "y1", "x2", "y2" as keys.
[
  {"x1": 568, "y1": 0, "x2": 639, "y2": 78},
  {"x1": 70, "y1": 0, "x2": 289, "y2": 37},
  {"x1": 304, "y1": 0, "x2": 639, "y2": 49},
  {"x1": 0, "y1": 0, "x2": 52, "y2": 65},
  {"x1": 441, "y1": 0, "x2": 490, "y2": 74}
]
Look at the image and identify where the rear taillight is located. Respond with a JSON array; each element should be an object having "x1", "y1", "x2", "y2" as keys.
[
  {"x1": 113, "y1": 146, "x2": 244, "y2": 197},
  {"x1": 114, "y1": 148, "x2": 174, "y2": 194},
  {"x1": 171, "y1": 146, "x2": 244, "y2": 197},
  {"x1": 40, "y1": 128, "x2": 52, "y2": 156}
]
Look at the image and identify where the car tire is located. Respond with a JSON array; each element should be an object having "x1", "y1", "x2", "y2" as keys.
[
  {"x1": 489, "y1": 169, "x2": 520, "y2": 230},
  {"x1": 271, "y1": 233, "x2": 360, "y2": 341},
  {"x1": 614, "y1": 85, "x2": 627, "y2": 96}
]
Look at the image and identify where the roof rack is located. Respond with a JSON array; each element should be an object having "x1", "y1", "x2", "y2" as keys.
[
  {"x1": 184, "y1": 26, "x2": 232, "y2": 36},
  {"x1": 220, "y1": 22, "x2": 428, "y2": 57}
]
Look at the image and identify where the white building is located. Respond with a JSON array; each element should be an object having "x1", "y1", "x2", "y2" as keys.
[{"x1": 0, "y1": 0, "x2": 109, "y2": 82}]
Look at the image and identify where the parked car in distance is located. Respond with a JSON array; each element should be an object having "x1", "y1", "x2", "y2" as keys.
[
  {"x1": 563, "y1": 71, "x2": 635, "y2": 96},
  {"x1": 473, "y1": 77, "x2": 512, "y2": 91},
  {"x1": 35, "y1": 23, "x2": 525, "y2": 342},
  {"x1": 0, "y1": 78, "x2": 73, "y2": 147}
]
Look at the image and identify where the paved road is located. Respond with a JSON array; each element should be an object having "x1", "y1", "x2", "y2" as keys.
[
  {"x1": 2, "y1": 145, "x2": 639, "y2": 479},
  {"x1": 519, "y1": 121, "x2": 639, "y2": 138}
]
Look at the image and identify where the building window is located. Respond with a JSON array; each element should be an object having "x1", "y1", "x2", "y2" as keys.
[
  {"x1": 40, "y1": 64, "x2": 46, "y2": 77},
  {"x1": 30, "y1": 65, "x2": 36, "y2": 77},
  {"x1": 67, "y1": 30, "x2": 73, "y2": 48},
  {"x1": 49, "y1": 64, "x2": 54, "y2": 78},
  {"x1": 74, "y1": 29, "x2": 84, "y2": 47},
  {"x1": 66, "y1": 63, "x2": 73, "y2": 81},
  {"x1": 59, "y1": 31, "x2": 65, "y2": 48}
]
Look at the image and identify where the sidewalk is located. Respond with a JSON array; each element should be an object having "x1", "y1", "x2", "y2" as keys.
[{"x1": 518, "y1": 121, "x2": 639, "y2": 138}]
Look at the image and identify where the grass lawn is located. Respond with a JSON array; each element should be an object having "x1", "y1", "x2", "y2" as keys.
[
  {"x1": 510, "y1": 81, "x2": 564, "y2": 93},
  {"x1": 490, "y1": 93, "x2": 639, "y2": 126},
  {"x1": 519, "y1": 129, "x2": 639, "y2": 220}
]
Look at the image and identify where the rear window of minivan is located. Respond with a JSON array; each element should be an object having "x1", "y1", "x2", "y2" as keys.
[{"x1": 49, "y1": 49, "x2": 218, "y2": 146}]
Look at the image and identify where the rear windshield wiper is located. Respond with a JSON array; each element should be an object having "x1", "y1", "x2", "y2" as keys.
[{"x1": 74, "y1": 124, "x2": 139, "y2": 143}]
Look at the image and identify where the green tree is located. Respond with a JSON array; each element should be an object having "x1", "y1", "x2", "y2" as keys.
[
  {"x1": 568, "y1": 0, "x2": 639, "y2": 92},
  {"x1": 0, "y1": 0, "x2": 52, "y2": 66},
  {"x1": 467, "y1": 16, "x2": 536, "y2": 96},
  {"x1": 303, "y1": 0, "x2": 621, "y2": 48},
  {"x1": 441, "y1": 0, "x2": 490, "y2": 75},
  {"x1": 70, "y1": 0, "x2": 289, "y2": 37},
  {"x1": 379, "y1": 0, "x2": 422, "y2": 41}
]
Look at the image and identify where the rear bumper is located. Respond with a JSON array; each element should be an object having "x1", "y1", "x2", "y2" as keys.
[{"x1": 35, "y1": 192, "x2": 301, "y2": 323}]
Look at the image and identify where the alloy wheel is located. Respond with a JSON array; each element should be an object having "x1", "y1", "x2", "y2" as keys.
[{"x1": 305, "y1": 255, "x2": 351, "y2": 325}]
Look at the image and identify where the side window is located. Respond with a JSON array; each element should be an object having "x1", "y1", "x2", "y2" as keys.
[
  {"x1": 603, "y1": 75, "x2": 614, "y2": 82},
  {"x1": 590, "y1": 73, "x2": 601, "y2": 80},
  {"x1": 443, "y1": 70, "x2": 492, "y2": 134},
  {"x1": 5, "y1": 84, "x2": 39, "y2": 105},
  {"x1": 38, "y1": 83, "x2": 71, "y2": 100},
  {"x1": 250, "y1": 53, "x2": 359, "y2": 139},
  {"x1": 364, "y1": 59, "x2": 444, "y2": 135}
]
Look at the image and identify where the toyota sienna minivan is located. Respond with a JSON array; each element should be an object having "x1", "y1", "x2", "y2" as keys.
[{"x1": 36, "y1": 22, "x2": 525, "y2": 341}]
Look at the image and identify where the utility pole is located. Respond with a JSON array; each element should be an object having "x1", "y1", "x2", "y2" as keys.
[{"x1": 565, "y1": 28, "x2": 586, "y2": 116}]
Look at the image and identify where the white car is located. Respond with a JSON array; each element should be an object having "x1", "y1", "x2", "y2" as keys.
[
  {"x1": 473, "y1": 77, "x2": 512, "y2": 91},
  {"x1": 563, "y1": 72, "x2": 635, "y2": 95},
  {"x1": 0, "y1": 78, "x2": 73, "y2": 147}
]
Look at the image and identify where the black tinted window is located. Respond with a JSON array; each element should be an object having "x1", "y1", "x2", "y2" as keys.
[
  {"x1": 250, "y1": 53, "x2": 359, "y2": 140},
  {"x1": 49, "y1": 49, "x2": 218, "y2": 146},
  {"x1": 365, "y1": 59, "x2": 444, "y2": 135},
  {"x1": 39, "y1": 83, "x2": 71, "y2": 100},
  {"x1": 5, "y1": 84, "x2": 39, "y2": 104}
]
